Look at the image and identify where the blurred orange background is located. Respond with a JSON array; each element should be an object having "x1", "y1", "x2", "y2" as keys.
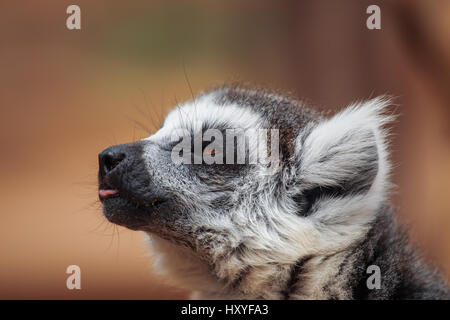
[{"x1": 0, "y1": 0, "x2": 449, "y2": 299}]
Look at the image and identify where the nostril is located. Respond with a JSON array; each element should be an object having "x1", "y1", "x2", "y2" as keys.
[
  {"x1": 99, "y1": 149, "x2": 126, "y2": 176},
  {"x1": 103, "y1": 153, "x2": 125, "y2": 172}
]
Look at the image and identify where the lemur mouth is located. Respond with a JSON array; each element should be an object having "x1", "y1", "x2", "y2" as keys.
[
  {"x1": 98, "y1": 184, "x2": 166, "y2": 207},
  {"x1": 98, "y1": 180, "x2": 121, "y2": 201},
  {"x1": 98, "y1": 183, "x2": 168, "y2": 230},
  {"x1": 98, "y1": 188, "x2": 119, "y2": 199}
]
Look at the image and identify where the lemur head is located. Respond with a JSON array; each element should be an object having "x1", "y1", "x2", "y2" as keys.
[{"x1": 98, "y1": 86, "x2": 393, "y2": 295}]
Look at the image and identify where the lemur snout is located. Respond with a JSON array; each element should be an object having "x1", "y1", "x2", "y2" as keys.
[
  {"x1": 98, "y1": 146, "x2": 126, "y2": 177},
  {"x1": 98, "y1": 140, "x2": 171, "y2": 230}
]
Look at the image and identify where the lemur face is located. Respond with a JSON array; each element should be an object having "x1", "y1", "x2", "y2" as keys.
[
  {"x1": 98, "y1": 87, "x2": 303, "y2": 245},
  {"x1": 98, "y1": 86, "x2": 392, "y2": 271}
]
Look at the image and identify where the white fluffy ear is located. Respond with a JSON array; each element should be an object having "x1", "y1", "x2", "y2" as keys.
[{"x1": 295, "y1": 96, "x2": 394, "y2": 215}]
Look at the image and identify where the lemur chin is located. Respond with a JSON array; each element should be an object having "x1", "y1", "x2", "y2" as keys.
[{"x1": 97, "y1": 85, "x2": 449, "y2": 300}]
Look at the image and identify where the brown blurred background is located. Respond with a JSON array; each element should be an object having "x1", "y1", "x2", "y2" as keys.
[{"x1": 0, "y1": 0, "x2": 449, "y2": 299}]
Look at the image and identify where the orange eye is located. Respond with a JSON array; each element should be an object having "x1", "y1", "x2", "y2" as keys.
[{"x1": 204, "y1": 148, "x2": 216, "y2": 156}]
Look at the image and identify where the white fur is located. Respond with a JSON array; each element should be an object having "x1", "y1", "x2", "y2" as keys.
[{"x1": 146, "y1": 92, "x2": 265, "y2": 143}]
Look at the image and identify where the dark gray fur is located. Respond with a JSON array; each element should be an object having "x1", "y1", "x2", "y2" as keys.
[{"x1": 308, "y1": 205, "x2": 450, "y2": 300}]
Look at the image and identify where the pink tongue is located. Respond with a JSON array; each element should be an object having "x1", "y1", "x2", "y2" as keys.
[{"x1": 99, "y1": 189, "x2": 118, "y2": 197}]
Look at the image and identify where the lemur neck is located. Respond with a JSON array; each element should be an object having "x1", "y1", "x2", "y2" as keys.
[{"x1": 202, "y1": 204, "x2": 395, "y2": 299}]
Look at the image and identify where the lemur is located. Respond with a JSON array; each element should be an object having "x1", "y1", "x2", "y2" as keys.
[{"x1": 97, "y1": 85, "x2": 450, "y2": 299}]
